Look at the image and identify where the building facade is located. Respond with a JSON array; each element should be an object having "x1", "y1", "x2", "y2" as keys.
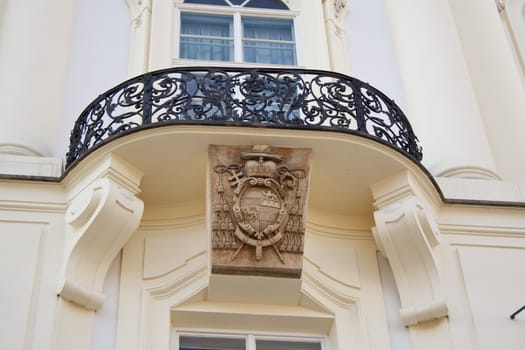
[{"x1": 1, "y1": 0, "x2": 525, "y2": 349}]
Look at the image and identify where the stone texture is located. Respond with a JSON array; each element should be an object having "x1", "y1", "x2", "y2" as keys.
[{"x1": 209, "y1": 145, "x2": 311, "y2": 278}]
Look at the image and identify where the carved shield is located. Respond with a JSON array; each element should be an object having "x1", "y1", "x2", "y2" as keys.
[
  {"x1": 232, "y1": 178, "x2": 287, "y2": 251},
  {"x1": 240, "y1": 186, "x2": 282, "y2": 237}
]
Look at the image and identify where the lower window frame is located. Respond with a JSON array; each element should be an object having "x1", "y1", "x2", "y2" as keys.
[{"x1": 173, "y1": 329, "x2": 327, "y2": 350}]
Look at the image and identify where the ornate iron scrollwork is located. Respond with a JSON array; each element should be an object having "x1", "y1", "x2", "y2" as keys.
[{"x1": 66, "y1": 67, "x2": 422, "y2": 168}]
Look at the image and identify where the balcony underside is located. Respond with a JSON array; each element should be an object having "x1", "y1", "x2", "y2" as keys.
[
  {"x1": 63, "y1": 67, "x2": 430, "y2": 221},
  {"x1": 66, "y1": 125, "x2": 432, "y2": 219}
]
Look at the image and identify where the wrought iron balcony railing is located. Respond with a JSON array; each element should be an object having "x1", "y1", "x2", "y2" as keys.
[{"x1": 66, "y1": 67, "x2": 422, "y2": 169}]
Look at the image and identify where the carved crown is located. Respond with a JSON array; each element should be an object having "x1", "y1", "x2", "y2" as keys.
[{"x1": 240, "y1": 145, "x2": 282, "y2": 178}]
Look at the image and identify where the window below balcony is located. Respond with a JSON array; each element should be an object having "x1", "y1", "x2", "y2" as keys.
[
  {"x1": 176, "y1": 332, "x2": 324, "y2": 350},
  {"x1": 174, "y1": 0, "x2": 298, "y2": 66}
]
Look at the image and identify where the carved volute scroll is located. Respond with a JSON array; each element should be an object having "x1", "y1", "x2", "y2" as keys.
[
  {"x1": 59, "y1": 177, "x2": 144, "y2": 310},
  {"x1": 209, "y1": 145, "x2": 311, "y2": 278},
  {"x1": 371, "y1": 172, "x2": 448, "y2": 326}
]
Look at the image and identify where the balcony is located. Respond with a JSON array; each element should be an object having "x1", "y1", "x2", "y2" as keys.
[{"x1": 66, "y1": 67, "x2": 422, "y2": 170}]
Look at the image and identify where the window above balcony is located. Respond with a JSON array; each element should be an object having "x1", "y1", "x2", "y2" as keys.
[{"x1": 174, "y1": 0, "x2": 299, "y2": 67}]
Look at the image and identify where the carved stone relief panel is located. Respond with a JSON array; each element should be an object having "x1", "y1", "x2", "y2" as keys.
[{"x1": 209, "y1": 145, "x2": 311, "y2": 278}]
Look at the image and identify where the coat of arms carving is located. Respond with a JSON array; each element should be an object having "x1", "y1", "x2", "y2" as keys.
[{"x1": 209, "y1": 145, "x2": 311, "y2": 278}]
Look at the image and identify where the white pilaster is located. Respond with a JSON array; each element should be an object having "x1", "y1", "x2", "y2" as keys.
[
  {"x1": 126, "y1": 0, "x2": 153, "y2": 76},
  {"x1": 0, "y1": 0, "x2": 75, "y2": 156},
  {"x1": 322, "y1": 0, "x2": 351, "y2": 74},
  {"x1": 448, "y1": 0, "x2": 525, "y2": 181},
  {"x1": 383, "y1": 0, "x2": 499, "y2": 179},
  {"x1": 148, "y1": 0, "x2": 173, "y2": 71}
]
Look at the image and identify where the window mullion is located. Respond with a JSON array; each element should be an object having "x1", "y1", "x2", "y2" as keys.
[
  {"x1": 247, "y1": 334, "x2": 256, "y2": 350},
  {"x1": 293, "y1": 16, "x2": 301, "y2": 66},
  {"x1": 233, "y1": 12, "x2": 243, "y2": 62}
]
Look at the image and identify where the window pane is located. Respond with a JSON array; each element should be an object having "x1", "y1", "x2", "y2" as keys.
[
  {"x1": 181, "y1": 13, "x2": 232, "y2": 37},
  {"x1": 179, "y1": 336, "x2": 245, "y2": 350},
  {"x1": 183, "y1": 0, "x2": 289, "y2": 9},
  {"x1": 180, "y1": 37, "x2": 233, "y2": 61},
  {"x1": 242, "y1": 17, "x2": 296, "y2": 65},
  {"x1": 243, "y1": 41, "x2": 295, "y2": 65},
  {"x1": 180, "y1": 13, "x2": 233, "y2": 61},
  {"x1": 244, "y1": 0, "x2": 289, "y2": 10},
  {"x1": 256, "y1": 339, "x2": 322, "y2": 350},
  {"x1": 243, "y1": 17, "x2": 294, "y2": 41},
  {"x1": 184, "y1": 0, "x2": 229, "y2": 5}
]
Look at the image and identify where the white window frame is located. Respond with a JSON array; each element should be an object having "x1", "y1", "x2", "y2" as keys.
[
  {"x1": 172, "y1": 329, "x2": 327, "y2": 350},
  {"x1": 173, "y1": 2, "x2": 301, "y2": 67}
]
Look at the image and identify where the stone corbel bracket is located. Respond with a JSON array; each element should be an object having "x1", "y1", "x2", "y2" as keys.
[
  {"x1": 58, "y1": 162, "x2": 144, "y2": 310},
  {"x1": 372, "y1": 195, "x2": 448, "y2": 326}
]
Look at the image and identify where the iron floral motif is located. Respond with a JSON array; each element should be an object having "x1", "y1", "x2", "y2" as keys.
[{"x1": 66, "y1": 67, "x2": 422, "y2": 169}]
